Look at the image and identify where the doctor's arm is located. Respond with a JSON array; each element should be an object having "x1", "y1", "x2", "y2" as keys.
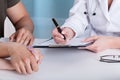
[
  {"x1": 52, "y1": 0, "x2": 89, "y2": 44},
  {"x1": 7, "y1": 2, "x2": 34, "y2": 46}
]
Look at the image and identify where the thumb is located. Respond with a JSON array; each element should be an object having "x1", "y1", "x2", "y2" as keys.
[
  {"x1": 84, "y1": 36, "x2": 99, "y2": 42},
  {"x1": 85, "y1": 44, "x2": 97, "y2": 52}
]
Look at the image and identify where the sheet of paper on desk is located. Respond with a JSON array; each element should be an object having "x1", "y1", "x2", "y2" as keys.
[{"x1": 34, "y1": 38, "x2": 92, "y2": 48}]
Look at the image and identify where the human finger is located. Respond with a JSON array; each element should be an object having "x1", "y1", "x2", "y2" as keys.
[
  {"x1": 14, "y1": 63, "x2": 22, "y2": 74},
  {"x1": 19, "y1": 61, "x2": 27, "y2": 74},
  {"x1": 30, "y1": 56, "x2": 39, "y2": 72},
  {"x1": 84, "y1": 36, "x2": 99, "y2": 42},
  {"x1": 54, "y1": 36, "x2": 67, "y2": 44},
  {"x1": 28, "y1": 36, "x2": 34, "y2": 46},
  {"x1": 9, "y1": 33, "x2": 16, "y2": 42},
  {"x1": 23, "y1": 36, "x2": 30, "y2": 46},
  {"x1": 24, "y1": 58, "x2": 33, "y2": 74},
  {"x1": 52, "y1": 28, "x2": 64, "y2": 39},
  {"x1": 16, "y1": 31, "x2": 24, "y2": 43},
  {"x1": 85, "y1": 44, "x2": 97, "y2": 52},
  {"x1": 33, "y1": 49, "x2": 43, "y2": 63},
  {"x1": 38, "y1": 54, "x2": 43, "y2": 64}
]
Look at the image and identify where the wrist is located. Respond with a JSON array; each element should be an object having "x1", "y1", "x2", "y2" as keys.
[
  {"x1": 22, "y1": 27, "x2": 33, "y2": 33},
  {"x1": 111, "y1": 37, "x2": 120, "y2": 49},
  {"x1": 6, "y1": 42, "x2": 22, "y2": 56},
  {"x1": 16, "y1": 27, "x2": 33, "y2": 33},
  {"x1": 68, "y1": 27, "x2": 75, "y2": 39}
]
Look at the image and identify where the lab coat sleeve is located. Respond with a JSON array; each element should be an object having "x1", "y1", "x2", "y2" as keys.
[{"x1": 61, "y1": 0, "x2": 88, "y2": 37}]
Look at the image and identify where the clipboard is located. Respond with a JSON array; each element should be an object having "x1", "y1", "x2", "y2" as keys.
[
  {"x1": 33, "y1": 43, "x2": 92, "y2": 48},
  {"x1": 33, "y1": 38, "x2": 93, "y2": 48}
]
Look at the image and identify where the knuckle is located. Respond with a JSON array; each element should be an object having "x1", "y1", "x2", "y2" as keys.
[
  {"x1": 20, "y1": 28, "x2": 26, "y2": 33},
  {"x1": 23, "y1": 58, "x2": 30, "y2": 64},
  {"x1": 18, "y1": 61, "x2": 23, "y2": 65},
  {"x1": 13, "y1": 63, "x2": 18, "y2": 68},
  {"x1": 21, "y1": 28, "x2": 25, "y2": 31},
  {"x1": 30, "y1": 55, "x2": 34, "y2": 60}
]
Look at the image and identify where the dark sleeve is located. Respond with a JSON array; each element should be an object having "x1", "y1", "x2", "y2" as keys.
[{"x1": 7, "y1": 0, "x2": 20, "y2": 8}]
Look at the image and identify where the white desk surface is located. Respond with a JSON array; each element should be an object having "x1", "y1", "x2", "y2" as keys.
[{"x1": 0, "y1": 39, "x2": 120, "y2": 80}]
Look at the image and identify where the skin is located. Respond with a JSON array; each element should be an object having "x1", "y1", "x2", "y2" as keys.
[
  {"x1": 108, "y1": 0, "x2": 113, "y2": 10},
  {"x1": 52, "y1": 27, "x2": 75, "y2": 44},
  {"x1": 52, "y1": 27, "x2": 120, "y2": 53},
  {"x1": 52, "y1": 0, "x2": 116, "y2": 53},
  {"x1": 7, "y1": 2, "x2": 34, "y2": 46},
  {"x1": 0, "y1": 1, "x2": 43, "y2": 74},
  {"x1": 84, "y1": 36, "x2": 120, "y2": 53},
  {"x1": 0, "y1": 42, "x2": 43, "y2": 74}
]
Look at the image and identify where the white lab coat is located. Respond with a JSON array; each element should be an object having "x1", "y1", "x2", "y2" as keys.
[{"x1": 62, "y1": 0, "x2": 120, "y2": 37}]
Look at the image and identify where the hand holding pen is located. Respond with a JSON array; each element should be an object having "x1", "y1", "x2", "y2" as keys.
[
  {"x1": 52, "y1": 18, "x2": 66, "y2": 40},
  {"x1": 52, "y1": 18, "x2": 75, "y2": 44}
]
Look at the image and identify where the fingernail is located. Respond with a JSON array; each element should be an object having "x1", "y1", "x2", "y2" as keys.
[
  {"x1": 62, "y1": 31, "x2": 65, "y2": 34},
  {"x1": 61, "y1": 35, "x2": 64, "y2": 39}
]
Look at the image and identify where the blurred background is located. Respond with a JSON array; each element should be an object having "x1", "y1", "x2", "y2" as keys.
[{"x1": 21, "y1": 0, "x2": 74, "y2": 38}]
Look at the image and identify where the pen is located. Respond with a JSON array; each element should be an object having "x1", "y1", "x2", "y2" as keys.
[
  {"x1": 100, "y1": 55, "x2": 120, "y2": 63},
  {"x1": 52, "y1": 18, "x2": 66, "y2": 40}
]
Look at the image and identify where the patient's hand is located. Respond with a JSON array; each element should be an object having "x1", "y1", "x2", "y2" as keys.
[
  {"x1": 9, "y1": 28, "x2": 34, "y2": 46},
  {"x1": 7, "y1": 42, "x2": 42, "y2": 74},
  {"x1": 27, "y1": 47, "x2": 43, "y2": 64},
  {"x1": 52, "y1": 27, "x2": 75, "y2": 44},
  {"x1": 0, "y1": 46, "x2": 43, "y2": 74}
]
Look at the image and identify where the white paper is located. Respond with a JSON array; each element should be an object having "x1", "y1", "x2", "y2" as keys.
[{"x1": 37, "y1": 38, "x2": 92, "y2": 47}]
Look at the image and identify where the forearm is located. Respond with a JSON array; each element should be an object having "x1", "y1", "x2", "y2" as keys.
[
  {"x1": 0, "y1": 42, "x2": 10, "y2": 58},
  {"x1": 112, "y1": 37, "x2": 120, "y2": 49},
  {"x1": 14, "y1": 16, "x2": 34, "y2": 33},
  {"x1": 7, "y1": 2, "x2": 34, "y2": 33}
]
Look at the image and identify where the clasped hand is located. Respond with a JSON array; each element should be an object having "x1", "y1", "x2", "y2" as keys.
[{"x1": 7, "y1": 42, "x2": 43, "y2": 74}]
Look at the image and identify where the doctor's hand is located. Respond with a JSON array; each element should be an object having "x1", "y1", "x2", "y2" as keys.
[
  {"x1": 9, "y1": 28, "x2": 34, "y2": 46},
  {"x1": 52, "y1": 27, "x2": 75, "y2": 44},
  {"x1": 84, "y1": 36, "x2": 119, "y2": 53}
]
